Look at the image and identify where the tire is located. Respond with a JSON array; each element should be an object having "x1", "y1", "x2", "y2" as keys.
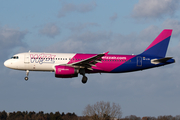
[
  {"x1": 24, "y1": 77, "x2": 28, "y2": 81},
  {"x1": 82, "y1": 76, "x2": 88, "y2": 84}
]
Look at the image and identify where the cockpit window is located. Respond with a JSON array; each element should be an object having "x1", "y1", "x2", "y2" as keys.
[{"x1": 11, "y1": 56, "x2": 19, "y2": 59}]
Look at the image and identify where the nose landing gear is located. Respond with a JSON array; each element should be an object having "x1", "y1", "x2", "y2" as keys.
[
  {"x1": 24, "y1": 70, "x2": 29, "y2": 81},
  {"x1": 79, "y1": 69, "x2": 88, "y2": 84}
]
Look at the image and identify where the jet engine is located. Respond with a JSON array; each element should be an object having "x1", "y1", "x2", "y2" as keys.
[{"x1": 55, "y1": 65, "x2": 79, "y2": 78}]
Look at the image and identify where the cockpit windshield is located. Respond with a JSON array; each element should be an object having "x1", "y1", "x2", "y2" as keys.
[{"x1": 11, "y1": 56, "x2": 19, "y2": 59}]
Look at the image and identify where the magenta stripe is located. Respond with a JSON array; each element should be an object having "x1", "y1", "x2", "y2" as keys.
[
  {"x1": 68, "y1": 53, "x2": 136, "y2": 72},
  {"x1": 67, "y1": 53, "x2": 97, "y2": 64},
  {"x1": 145, "y1": 29, "x2": 172, "y2": 51},
  {"x1": 94, "y1": 55, "x2": 135, "y2": 72}
]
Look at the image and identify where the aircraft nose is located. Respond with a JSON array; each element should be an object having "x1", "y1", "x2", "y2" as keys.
[{"x1": 4, "y1": 60, "x2": 11, "y2": 68}]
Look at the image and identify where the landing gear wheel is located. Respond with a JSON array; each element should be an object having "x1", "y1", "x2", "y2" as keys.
[
  {"x1": 24, "y1": 70, "x2": 29, "y2": 81},
  {"x1": 82, "y1": 76, "x2": 88, "y2": 84},
  {"x1": 80, "y1": 68, "x2": 88, "y2": 84},
  {"x1": 24, "y1": 77, "x2": 28, "y2": 81}
]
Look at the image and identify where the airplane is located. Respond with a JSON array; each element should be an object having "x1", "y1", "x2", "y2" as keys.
[{"x1": 4, "y1": 29, "x2": 175, "y2": 84}]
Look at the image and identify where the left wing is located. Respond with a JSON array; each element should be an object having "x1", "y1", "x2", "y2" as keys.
[{"x1": 67, "y1": 52, "x2": 109, "y2": 70}]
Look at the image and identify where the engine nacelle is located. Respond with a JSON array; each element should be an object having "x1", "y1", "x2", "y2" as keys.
[{"x1": 55, "y1": 65, "x2": 79, "y2": 78}]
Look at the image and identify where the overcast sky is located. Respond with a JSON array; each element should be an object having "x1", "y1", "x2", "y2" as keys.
[{"x1": 1, "y1": 0, "x2": 180, "y2": 118}]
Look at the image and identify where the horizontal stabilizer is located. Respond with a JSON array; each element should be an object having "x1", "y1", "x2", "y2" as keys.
[
  {"x1": 151, "y1": 57, "x2": 173, "y2": 64},
  {"x1": 153, "y1": 57, "x2": 172, "y2": 62}
]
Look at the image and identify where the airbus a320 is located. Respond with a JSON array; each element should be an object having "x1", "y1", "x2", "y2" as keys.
[{"x1": 4, "y1": 29, "x2": 175, "y2": 84}]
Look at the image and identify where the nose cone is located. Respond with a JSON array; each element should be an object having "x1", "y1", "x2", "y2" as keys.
[{"x1": 4, "y1": 60, "x2": 11, "y2": 68}]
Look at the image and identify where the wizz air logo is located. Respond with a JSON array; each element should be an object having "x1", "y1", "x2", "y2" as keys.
[{"x1": 30, "y1": 54, "x2": 56, "y2": 64}]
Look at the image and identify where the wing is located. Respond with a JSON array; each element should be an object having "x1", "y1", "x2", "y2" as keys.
[{"x1": 67, "y1": 51, "x2": 109, "y2": 70}]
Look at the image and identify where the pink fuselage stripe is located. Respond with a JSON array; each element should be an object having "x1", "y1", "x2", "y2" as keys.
[
  {"x1": 145, "y1": 30, "x2": 172, "y2": 51},
  {"x1": 68, "y1": 53, "x2": 135, "y2": 72},
  {"x1": 67, "y1": 53, "x2": 97, "y2": 64}
]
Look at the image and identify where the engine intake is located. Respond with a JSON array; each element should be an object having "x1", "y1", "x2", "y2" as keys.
[{"x1": 55, "y1": 65, "x2": 79, "y2": 78}]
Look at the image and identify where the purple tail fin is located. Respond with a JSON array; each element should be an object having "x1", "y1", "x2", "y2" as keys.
[{"x1": 140, "y1": 29, "x2": 173, "y2": 57}]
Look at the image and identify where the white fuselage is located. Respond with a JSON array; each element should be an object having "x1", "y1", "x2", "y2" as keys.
[
  {"x1": 3, "y1": 29, "x2": 175, "y2": 84},
  {"x1": 4, "y1": 52, "x2": 76, "y2": 71}
]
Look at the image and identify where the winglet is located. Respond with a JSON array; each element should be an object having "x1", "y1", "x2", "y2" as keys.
[{"x1": 104, "y1": 51, "x2": 109, "y2": 55}]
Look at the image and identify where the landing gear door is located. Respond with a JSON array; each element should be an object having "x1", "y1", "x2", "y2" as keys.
[
  {"x1": 137, "y1": 56, "x2": 142, "y2": 67},
  {"x1": 24, "y1": 54, "x2": 30, "y2": 64}
]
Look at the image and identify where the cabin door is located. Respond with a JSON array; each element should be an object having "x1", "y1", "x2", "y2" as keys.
[
  {"x1": 24, "y1": 54, "x2": 30, "y2": 64},
  {"x1": 137, "y1": 56, "x2": 142, "y2": 67}
]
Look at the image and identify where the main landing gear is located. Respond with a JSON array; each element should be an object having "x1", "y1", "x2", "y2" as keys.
[
  {"x1": 24, "y1": 70, "x2": 29, "y2": 81},
  {"x1": 82, "y1": 76, "x2": 88, "y2": 84},
  {"x1": 79, "y1": 69, "x2": 88, "y2": 84}
]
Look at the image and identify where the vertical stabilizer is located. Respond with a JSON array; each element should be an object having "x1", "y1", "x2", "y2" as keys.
[{"x1": 140, "y1": 29, "x2": 172, "y2": 57}]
